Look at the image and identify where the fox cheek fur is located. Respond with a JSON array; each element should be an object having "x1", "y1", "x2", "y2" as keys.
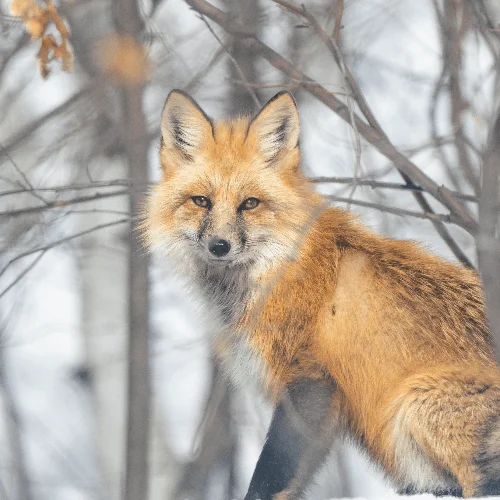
[{"x1": 144, "y1": 89, "x2": 500, "y2": 500}]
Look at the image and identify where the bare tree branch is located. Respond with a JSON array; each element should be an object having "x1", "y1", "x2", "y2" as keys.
[
  {"x1": 312, "y1": 176, "x2": 477, "y2": 202},
  {"x1": 0, "y1": 88, "x2": 92, "y2": 165},
  {"x1": 443, "y1": 0, "x2": 480, "y2": 193},
  {"x1": 184, "y1": 46, "x2": 225, "y2": 93},
  {"x1": 199, "y1": 15, "x2": 261, "y2": 109},
  {"x1": 0, "y1": 142, "x2": 50, "y2": 206},
  {"x1": 0, "y1": 190, "x2": 129, "y2": 218},
  {"x1": 0, "y1": 180, "x2": 140, "y2": 197},
  {"x1": 0, "y1": 250, "x2": 47, "y2": 300},
  {"x1": 332, "y1": 0, "x2": 343, "y2": 42},
  {"x1": 326, "y1": 195, "x2": 460, "y2": 224},
  {"x1": 0, "y1": 219, "x2": 128, "y2": 281}
]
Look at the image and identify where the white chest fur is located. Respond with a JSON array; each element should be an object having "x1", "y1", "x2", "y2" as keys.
[
  {"x1": 219, "y1": 333, "x2": 269, "y2": 393},
  {"x1": 193, "y1": 262, "x2": 271, "y2": 392}
]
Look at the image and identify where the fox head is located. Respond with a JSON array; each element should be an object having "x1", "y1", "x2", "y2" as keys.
[{"x1": 143, "y1": 90, "x2": 323, "y2": 275}]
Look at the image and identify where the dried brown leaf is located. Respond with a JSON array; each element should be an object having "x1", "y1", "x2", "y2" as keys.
[{"x1": 10, "y1": 0, "x2": 73, "y2": 78}]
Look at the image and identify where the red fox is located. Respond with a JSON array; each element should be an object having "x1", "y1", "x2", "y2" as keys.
[{"x1": 144, "y1": 89, "x2": 500, "y2": 499}]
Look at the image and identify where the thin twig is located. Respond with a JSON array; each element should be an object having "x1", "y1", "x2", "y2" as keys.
[
  {"x1": 345, "y1": 95, "x2": 362, "y2": 206},
  {"x1": 229, "y1": 78, "x2": 350, "y2": 93},
  {"x1": 0, "y1": 144, "x2": 34, "y2": 191},
  {"x1": 0, "y1": 219, "x2": 128, "y2": 279},
  {"x1": 428, "y1": 5, "x2": 460, "y2": 190},
  {"x1": 0, "y1": 190, "x2": 129, "y2": 217},
  {"x1": 184, "y1": 46, "x2": 225, "y2": 93},
  {"x1": 326, "y1": 195, "x2": 458, "y2": 225},
  {"x1": 444, "y1": 0, "x2": 480, "y2": 193},
  {"x1": 0, "y1": 250, "x2": 47, "y2": 300},
  {"x1": 311, "y1": 176, "x2": 477, "y2": 202},
  {"x1": 297, "y1": 6, "x2": 363, "y2": 206},
  {"x1": 333, "y1": 0, "x2": 344, "y2": 42},
  {"x1": 0, "y1": 179, "x2": 139, "y2": 197},
  {"x1": 0, "y1": 88, "x2": 91, "y2": 165},
  {"x1": 477, "y1": 113, "x2": 500, "y2": 363},
  {"x1": 198, "y1": 14, "x2": 261, "y2": 108},
  {"x1": 276, "y1": 0, "x2": 384, "y2": 132},
  {"x1": 0, "y1": 142, "x2": 48, "y2": 205}
]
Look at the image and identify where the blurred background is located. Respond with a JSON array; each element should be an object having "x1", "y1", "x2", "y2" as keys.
[{"x1": 1, "y1": 0, "x2": 500, "y2": 499}]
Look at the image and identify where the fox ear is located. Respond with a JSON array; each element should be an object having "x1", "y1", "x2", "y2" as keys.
[
  {"x1": 161, "y1": 90, "x2": 214, "y2": 159},
  {"x1": 247, "y1": 91, "x2": 299, "y2": 162}
]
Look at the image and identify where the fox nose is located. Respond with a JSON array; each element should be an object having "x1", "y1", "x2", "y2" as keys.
[{"x1": 208, "y1": 238, "x2": 231, "y2": 257}]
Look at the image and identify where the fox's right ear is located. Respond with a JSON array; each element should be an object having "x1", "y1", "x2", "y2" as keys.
[{"x1": 161, "y1": 90, "x2": 214, "y2": 160}]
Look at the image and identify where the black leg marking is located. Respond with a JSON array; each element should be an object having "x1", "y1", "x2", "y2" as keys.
[
  {"x1": 398, "y1": 485, "x2": 418, "y2": 496},
  {"x1": 475, "y1": 414, "x2": 500, "y2": 496},
  {"x1": 478, "y1": 479, "x2": 500, "y2": 496},
  {"x1": 245, "y1": 378, "x2": 338, "y2": 500},
  {"x1": 398, "y1": 484, "x2": 462, "y2": 497},
  {"x1": 432, "y1": 487, "x2": 463, "y2": 497},
  {"x1": 245, "y1": 403, "x2": 303, "y2": 500}
]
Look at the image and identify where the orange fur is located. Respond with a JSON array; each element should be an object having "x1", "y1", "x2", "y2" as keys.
[{"x1": 144, "y1": 90, "x2": 500, "y2": 497}]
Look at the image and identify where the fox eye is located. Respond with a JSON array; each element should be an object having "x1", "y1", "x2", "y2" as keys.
[
  {"x1": 191, "y1": 196, "x2": 211, "y2": 209},
  {"x1": 240, "y1": 197, "x2": 260, "y2": 211}
]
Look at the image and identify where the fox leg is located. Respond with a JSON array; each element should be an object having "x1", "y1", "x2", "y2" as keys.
[
  {"x1": 245, "y1": 378, "x2": 340, "y2": 500},
  {"x1": 387, "y1": 368, "x2": 500, "y2": 497}
]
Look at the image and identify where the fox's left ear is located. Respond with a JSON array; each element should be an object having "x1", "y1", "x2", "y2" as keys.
[{"x1": 247, "y1": 91, "x2": 299, "y2": 162}]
